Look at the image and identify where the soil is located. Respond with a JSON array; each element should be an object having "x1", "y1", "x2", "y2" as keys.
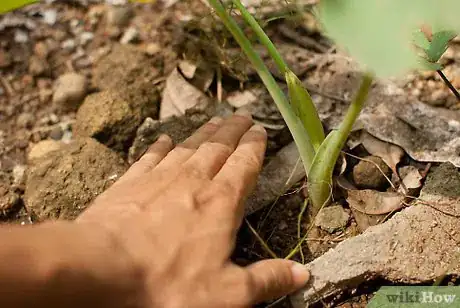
[{"x1": 1, "y1": 1, "x2": 459, "y2": 307}]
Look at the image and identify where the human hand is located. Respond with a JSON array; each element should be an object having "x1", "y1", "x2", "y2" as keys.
[{"x1": 77, "y1": 110, "x2": 310, "y2": 307}]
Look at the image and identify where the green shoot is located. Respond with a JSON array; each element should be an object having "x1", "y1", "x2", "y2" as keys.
[
  {"x1": 206, "y1": 0, "x2": 374, "y2": 214},
  {"x1": 0, "y1": 0, "x2": 37, "y2": 13}
]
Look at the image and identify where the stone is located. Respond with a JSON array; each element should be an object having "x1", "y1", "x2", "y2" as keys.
[
  {"x1": 107, "y1": 5, "x2": 133, "y2": 27},
  {"x1": 52, "y1": 73, "x2": 88, "y2": 111},
  {"x1": 16, "y1": 112, "x2": 35, "y2": 129},
  {"x1": 314, "y1": 205, "x2": 350, "y2": 233},
  {"x1": 25, "y1": 138, "x2": 128, "y2": 221},
  {"x1": 29, "y1": 55, "x2": 49, "y2": 77},
  {"x1": 28, "y1": 140, "x2": 64, "y2": 162},
  {"x1": 12, "y1": 164, "x2": 26, "y2": 185},
  {"x1": 352, "y1": 156, "x2": 391, "y2": 190},
  {"x1": 120, "y1": 27, "x2": 139, "y2": 44}
]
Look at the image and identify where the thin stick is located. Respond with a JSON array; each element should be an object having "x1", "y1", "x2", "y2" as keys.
[
  {"x1": 245, "y1": 218, "x2": 278, "y2": 259},
  {"x1": 437, "y1": 70, "x2": 460, "y2": 101}
]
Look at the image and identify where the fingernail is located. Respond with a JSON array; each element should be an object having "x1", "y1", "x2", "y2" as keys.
[
  {"x1": 249, "y1": 124, "x2": 266, "y2": 134},
  {"x1": 209, "y1": 116, "x2": 223, "y2": 125},
  {"x1": 290, "y1": 263, "x2": 310, "y2": 286},
  {"x1": 235, "y1": 108, "x2": 252, "y2": 119}
]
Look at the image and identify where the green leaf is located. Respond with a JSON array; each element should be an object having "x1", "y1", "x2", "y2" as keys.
[
  {"x1": 307, "y1": 130, "x2": 340, "y2": 215},
  {"x1": 0, "y1": 0, "x2": 37, "y2": 14},
  {"x1": 413, "y1": 29, "x2": 431, "y2": 51},
  {"x1": 285, "y1": 70, "x2": 325, "y2": 151},
  {"x1": 319, "y1": 0, "x2": 460, "y2": 77},
  {"x1": 426, "y1": 30, "x2": 456, "y2": 62}
]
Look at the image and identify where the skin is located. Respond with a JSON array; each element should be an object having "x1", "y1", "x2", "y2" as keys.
[{"x1": 0, "y1": 110, "x2": 310, "y2": 307}]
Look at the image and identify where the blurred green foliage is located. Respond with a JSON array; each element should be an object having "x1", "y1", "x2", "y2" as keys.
[{"x1": 0, "y1": 0, "x2": 37, "y2": 14}]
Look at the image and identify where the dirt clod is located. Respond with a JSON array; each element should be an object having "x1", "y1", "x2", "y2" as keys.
[
  {"x1": 314, "y1": 205, "x2": 350, "y2": 233},
  {"x1": 28, "y1": 140, "x2": 64, "y2": 162},
  {"x1": 75, "y1": 87, "x2": 159, "y2": 151},
  {"x1": 352, "y1": 156, "x2": 391, "y2": 190},
  {"x1": 24, "y1": 138, "x2": 127, "y2": 221}
]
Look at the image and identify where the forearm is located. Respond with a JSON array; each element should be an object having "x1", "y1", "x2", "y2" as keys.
[{"x1": 0, "y1": 222, "x2": 146, "y2": 308}]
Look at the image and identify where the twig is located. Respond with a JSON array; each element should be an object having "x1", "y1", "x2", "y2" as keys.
[
  {"x1": 245, "y1": 218, "x2": 278, "y2": 259},
  {"x1": 437, "y1": 70, "x2": 460, "y2": 101}
]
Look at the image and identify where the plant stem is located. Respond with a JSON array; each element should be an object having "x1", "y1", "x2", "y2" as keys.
[
  {"x1": 307, "y1": 73, "x2": 373, "y2": 213},
  {"x1": 207, "y1": 0, "x2": 316, "y2": 170},
  {"x1": 231, "y1": 0, "x2": 289, "y2": 74},
  {"x1": 437, "y1": 70, "x2": 460, "y2": 101}
]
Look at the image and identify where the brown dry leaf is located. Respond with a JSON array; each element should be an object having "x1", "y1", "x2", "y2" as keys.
[
  {"x1": 360, "y1": 131, "x2": 404, "y2": 174},
  {"x1": 347, "y1": 189, "x2": 403, "y2": 231},
  {"x1": 398, "y1": 166, "x2": 423, "y2": 197},
  {"x1": 160, "y1": 68, "x2": 211, "y2": 120}
]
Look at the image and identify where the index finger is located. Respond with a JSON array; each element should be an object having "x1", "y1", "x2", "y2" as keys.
[{"x1": 212, "y1": 124, "x2": 267, "y2": 219}]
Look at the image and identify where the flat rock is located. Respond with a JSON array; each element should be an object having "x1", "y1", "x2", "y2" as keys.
[
  {"x1": 290, "y1": 162, "x2": 460, "y2": 307},
  {"x1": 24, "y1": 138, "x2": 128, "y2": 221}
]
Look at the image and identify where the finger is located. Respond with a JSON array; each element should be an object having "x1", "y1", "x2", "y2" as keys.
[
  {"x1": 212, "y1": 125, "x2": 266, "y2": 216},
  {"x1": 153, "y1": 117, "x2": 223, "y2": 172},
  {"x1": 245, "y1": 260, "x2": 310, "y2": 304},
  {"x1": 180, "y1": 109, "x2": 253, "y2": 179},
  {"x1": 116, "y1": 135, "x2": 174, "y2": 185}
]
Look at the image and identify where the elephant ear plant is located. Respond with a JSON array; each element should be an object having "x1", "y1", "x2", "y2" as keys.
[{"x1": 206, "y1": 0, "x2": 460, "y2": 215}]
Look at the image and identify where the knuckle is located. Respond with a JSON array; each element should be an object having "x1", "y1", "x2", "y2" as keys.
[
  {"x1": 228, "y1": 152, "x2": 260, "y2": 171},
  {"x1": 200, "y1": 141, "x2": 233, "y2": 157}
]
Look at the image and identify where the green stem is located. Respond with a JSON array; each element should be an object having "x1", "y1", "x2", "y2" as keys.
[
  {"x1": 231, "y1": 0, "x2": 289, "y2": 74},
  {"x1": 207, "y1": 0, "x2": 316, "y2": 170},
  {"x1": 307, "y1": 73, "x2": 373, "y2": 214}
]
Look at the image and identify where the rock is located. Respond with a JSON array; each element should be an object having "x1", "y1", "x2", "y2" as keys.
[
  {"x1": 290, "y1": 163, "x2": 460, "y2": 307},
  {"x1": 42, "y1": 9, "x2": 57, "y2": 26},
  {"x1": 314, "y1": 205, "x2": 350, "y2": 233},
  {"x1": 120, "y1": 27, "x2": 139, "y2": 44},
  {"x1": 33, "y1": 41, "x2": 50, "y2": 59},
  {"x1": 107, "y1": 5, "x2": 133, "y2": 27},
  {"x1": 74, "y1": 87, "x2": 159, "y2": 151},
  {"x1": 14, "y1": 30, "x2": 28, "y2": 43},
  {"x1": 428, "y1": 88, "x2": 448, "y2": 106},
  {"x1": 93, "y1": 44, "x2": 160, "y2": 91},
  {"x1": 61, "y1": 39, "x2": 76, "y2": 52},
  {"x1": 29, "y1": 55, "x2": 49, "y2": 77},
  {"x1": 16, "y1": 112, "x2": 35, "y2": 129},
  {"x1": 80, "y1": 32, "x2": 94, "y2": 46},
  {"x1": 145, "y1": 43, "x2": 160, "y2": 56},
  {"x1": 28, "y1": 140, "x2": 64, "y2": 161},
  {"x1": 0, "y1": 180, "x2": 19, "y2": 215},
  {"x1": 245, "y1": 142, "x2": 305, "y2": 215},
  {"x1": 352, "y1": 156, "x2": 391, "y2": 190},
  {"x1": 12, "y1": 165, "x2": 26, "y2": 185},
  {"x1": 0, "y1": 49, "x2": 12, "y2": 68},
  {"x1": 25, "y1": 138, "x2": 128, "y2": 221},
  {"x1": 49, "y1": 126, "x2": 63, "y2": 140},
  {"x1": 52, "y1": 73, "x2": 88, "y2": 111}
]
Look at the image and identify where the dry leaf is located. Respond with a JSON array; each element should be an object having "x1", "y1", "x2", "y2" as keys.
[
  {"x1": 347, "y1": 189, "x2": 403, "y2": 231},
  {"x1": 160, "y1": 68, "x2": 210, "y2": 120},
  {"x1": 398, "y1": 166, "x2": 423, "y2": 197},
  {"x1": 360, "y1": 131, "x2": 404, "y2": 174}
]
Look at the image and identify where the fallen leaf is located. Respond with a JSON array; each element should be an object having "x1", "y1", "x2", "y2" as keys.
[
  {"x1": 398, "y1": 166, "x2": 423, "y2": 197},
  {"x1": 160, "y1": 68, "x2": 210, "y2": 120},
  {"x1": 360, "y1": 131, "x2": 405, "y2": 174},
  {"x1": 347, "y1": 189, "x2": 403, "y2": 231}
]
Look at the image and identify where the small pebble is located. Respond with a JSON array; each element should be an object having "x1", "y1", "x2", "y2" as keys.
[
  {"x1": 120, "y1": 27, "x2": 139, "y2": 44},
  {"x1": 61, "y1": 39, "x2": 76, "y2": 52},
  {"x1": 14, "y1": 30, "x2": 29, "y2": 43},
  {"x1": 42, "y1": 9, "x2": 58, "y2": 25},
  {"x1": 49, "y1": 126, "x2": 63, "y2": 140}
]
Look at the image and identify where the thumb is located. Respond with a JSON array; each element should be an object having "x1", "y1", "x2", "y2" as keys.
[{"x1": 245, "y1": 259, "x2": 310, "y2": 304}]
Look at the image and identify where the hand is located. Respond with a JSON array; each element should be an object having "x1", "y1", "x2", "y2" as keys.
[{"x1": 78, "y1": 110, "x2": 310, "y2": 308}]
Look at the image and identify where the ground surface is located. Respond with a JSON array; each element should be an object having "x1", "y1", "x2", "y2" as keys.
[{"x1": 1, "y1": 1, "x2": 459, "y2": 307}]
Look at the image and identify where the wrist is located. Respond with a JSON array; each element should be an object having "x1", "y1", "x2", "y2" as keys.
[{"x1": 0, "y1": 222, "x2": 148, "y2": 308}]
